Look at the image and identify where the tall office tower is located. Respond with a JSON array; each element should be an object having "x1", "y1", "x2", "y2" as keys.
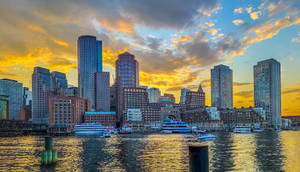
[
  {"x1": 148, "y1": 87, "x2": 161, "y2": 103},
  {"x1": 51, "y1": 71, "x2": 68, "y2": 96},
  {"x1": 78, "y1": 35, "x2": 102, "y2": 109},
  {"x1": 95, "y1": 72, "x2": 110, "y2": 111},
  {"x1": 211, "y1": 65, "x2": 233, "y2": 109},
  {"x1": 185, "y1": 84, "x2": 205, "y2": 109},
  {"x1": 254, "y1": 59, "x2": 281, "y2": 127},
  {"x1": 0, "y1": 79, "x2": 23, "y2": 120},
  {"x1": 32, "y1": 67, "x2": 51, "y2": 124},
  {"x1": 116, "y1": 52, "x2": 139, "y2": 88},
  {"x1": 23, "y1": 87, "x2": 32, "y2": 107},
  {"x1": 180, "y1": 88, "x2": 190, "y2": 104}
]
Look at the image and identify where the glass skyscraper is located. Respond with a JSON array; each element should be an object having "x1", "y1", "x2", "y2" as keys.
[
  {"x1": 116, "y1": 52, "x2": 139, "y2": 88},
  {"x1": 254, "y1": 59, "x2": 281, "y2": 127},
  {"x1": 211, "y1": 64, "x2": 233, "y2": 109},
  {"x1": 32, "y1": 67, "x2": 51, "y2": 124},
  {"x1": 51, "y1": 71, "x2": 68, "y2": 95},
  {"x1": 180, "y1": 88, "x2": 190, "y2": 104},
  {"x1": 148, "y1": 87, "x2": 161, "y2": 103},
  {"x1": 95, "y1": 72, "x2": 110, "y2": 111},
  {"x1": 0, "y1": 79, "x2": 23, "y2": 120},
  {"x1": 78, "y1": 35, "x2": 102, "y2": 109}
]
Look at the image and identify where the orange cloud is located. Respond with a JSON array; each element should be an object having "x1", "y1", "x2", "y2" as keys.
[{"x1": 100, "y1": 19, "x2": 134, "y2": 34}]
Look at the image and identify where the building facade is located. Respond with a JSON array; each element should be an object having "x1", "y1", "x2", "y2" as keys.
[
  {"x1": 0, "y1": 95, "x2": 9, "y2": 120},
  {"x1": 50, "y1": 71, "x2": 68, "y2": 96},
  {"x1": 185, "y1": 84, "x2": 205, "y2": 109},
  {"x1": 211, "y1": 64, "x2": 233, "y2": 109},
  {"x1": 95, "y1": 72, "x2": 110, "y2": 111},
  {"x1": 64, "y1": 86, "x2": 79, "y2": 97},
  {"x1": 84, "y1": 111, "x2": 116, "y2": 127},
  {"x1": 78, "y1": 35, "x2": 102, "y2": 109},
  {"x1": 116, "y1": 52, "x2": 139, "y2": 88},
  {"x1": 49, "y1": 96, "x2": 91, "y2": 129},
  {"x1": 254, "y1": 59, "x2": 281, "y2": 127},
  {"x1": 148, "y1": 87, "x2": 161, "y2": 103},
  {"x1": 180, "y1": 88, "x2": 190, "y2": 104},
  {"x1": 32, "y1": 67, "x2": 51, "y2": 124},
  {"x1": 0, "y1": 79, "x2": 23, "y2": 120}
]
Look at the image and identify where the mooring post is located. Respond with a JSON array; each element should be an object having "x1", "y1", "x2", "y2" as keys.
[
  {"x1": 41, "y1": 136, "x2": 57, "y2": 165},
  {"x1": 189, "y1": 144, "x2": 209, "y2": 172}
]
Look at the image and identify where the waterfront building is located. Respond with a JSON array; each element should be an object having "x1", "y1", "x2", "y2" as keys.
[
  {"x1": 220, "y1": 108, "x2": 266, "y2": 129},
  {"x1": 148, "y1": 87, "x2": 161, "y2": 103},
  {"x1": 49, "y1": 96, "x2": 91, "y2": 129},
  {"x1": 180, "y1": 88, "x2": 190, "y2": 104},
  {"x1": 32, "y1": 67, "x2": 50, "y2": 124},
  {"x1": 282, "y1": 116, "x2": 300, "y2": 127},
  {"x1": 116, "y1": 52, "x2": 139, "y2": 88},
  {"x1": 211, "y1": 64, "x2": 233, "y2": 109},
  {"x1": 64, "y1": 86, "x2": 79, "y2": 97},
  {"x1": 95, "y1": 72, "x2": 110, "y2": 111},
  {"x1": 0, "y1": 79, "x2": 23, "y2": 120},
  {"x1": 18, "y1": 108, "x2": 31, "y2": 121},
  {"x1": 84, "y1": 111, "x2": 116, "y2": 127},
  {"x1": 185, "y1": 84, "x2": 205, "y2": 109},
  {"x1": 254, "y1": 59, "x2": 281, "y2": 127},
  {"x1": 206, "y1": 107, "x2": 220, "y2": 120},
  {"x1": 122, "y1": 87, "x2": 149, "y2": 110},
  {"x1": 78, "y1": 35, "x2": 102, "y2": 109},
  {"x1": 163, "y1": 93, "x2": 175, "y2": 103},
  {"x1": 50, "y1": 71, "x2": 68, "y2": 96},
  {"x1": 0, "y1": 95, "x2": 9, "y2": 120}
]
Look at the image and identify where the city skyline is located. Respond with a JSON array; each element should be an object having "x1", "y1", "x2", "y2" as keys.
[{"x1": 0, "y1": 0, "x2": 300, "y2": 116}]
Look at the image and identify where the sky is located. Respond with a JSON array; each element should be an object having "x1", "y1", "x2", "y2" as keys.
[{"x1": 0, "y1": 0, "x2": 300, "y2": 116}]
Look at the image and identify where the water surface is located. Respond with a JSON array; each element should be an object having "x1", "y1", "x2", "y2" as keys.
[{"x1": 0, "y1": 131, "x2": 299, "y2": 171}]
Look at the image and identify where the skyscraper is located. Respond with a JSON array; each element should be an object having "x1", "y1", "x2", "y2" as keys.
[
  {"x1": 51, "y1": 71, "x2": 68, "y2": 96},
  {"x1": 211, "y1": 64, "x2": 233, "y2": 109},
  {"x1": 254, "y1": 59, "x2": 281, "y2": 127},
  {"x1": 78, "y1": 35, "x2": 102, "y2": 109},
  {"x1": 148, "y1": 87, "x2": 161, "y2": 103},
  {"x1": 95, "y1": 72, "x2": 110, "y2": 111},
  {"x1": 180, "y1": 88, "x2": 190, "y2": 104},
  {"x1": 32, "y1": 67, "x2": 51, "y2": 124},
  {"x1": 0, "y1": 79, "x2": 23, "y2": 120},
  {"x1": 116, "y1": 52, "x2": 139, "y2": 88}
]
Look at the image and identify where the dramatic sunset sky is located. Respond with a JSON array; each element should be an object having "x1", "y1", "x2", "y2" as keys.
[{"x1": 0, "y1": 0, "x2": 300, "y2": 116}]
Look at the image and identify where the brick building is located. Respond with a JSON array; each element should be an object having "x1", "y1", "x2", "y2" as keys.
[
  {"x1": 49, "y1": 96, "x2": 91, "y2": 129},
  {"x1": 84, "y1": 111, "x2": 116, "y2": 127}
]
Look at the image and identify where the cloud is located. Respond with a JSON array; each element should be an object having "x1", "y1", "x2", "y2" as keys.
[
  {"x1": 233, "y1": 82, "x2": 252, "y2": 87},
  {"x1": 201, "y1": 22, "x2": 215, "y2": 29},
  {"x1": 208, "y1": 28, "x2": 218, "y2": 35},
  {"x1": 234, "y1": 8, "x2": 243, "y2": 14},
  {"x1": 291, "y1": 33, "x2": 300, "y2": 43},
  {"x1": 244, "y1": 16, "x2": 300, "y2": 44},
  {"x1": 232, "y1": 19, "x2": 245, "y2": 25},
  {"x1": 234, "y1": 90, "x2": 253, "y2": 98},
  {"x1": 282, "y1": 88, "x2": 300, "y2": 95},
  {"x1": 250, "y1": 11, "x2": 262, "y2": 20}
]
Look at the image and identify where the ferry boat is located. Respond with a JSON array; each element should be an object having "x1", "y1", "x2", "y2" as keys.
[
  {"x1": 252, "y1": 128, "x2": 264, "y2": 133},
  {"x1": 198, "y1": 133, "x2": 216, "y2": 141},
  {"x1": 233, "y1": 126, "x2": 251, "y2": 133},
  {"x1": 74, "y1": 123, "x2": 106, "y2": 135},
  {"x1": 161, "y1": 117, "x2": 191, "y2": 134}
]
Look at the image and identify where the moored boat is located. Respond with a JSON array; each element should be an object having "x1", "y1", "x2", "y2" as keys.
[
  {"x1": 74, "y1": 123, "x2": 106, "y2": 136},
  {"x1": 161, "y1": 117, "x2": 191, "y2": 134},
  {"x1": 233, "y1": 126, "x2": 251, "y2": 133}
]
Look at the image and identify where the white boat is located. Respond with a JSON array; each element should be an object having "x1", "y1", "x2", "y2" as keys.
[
  {"x1": 74, "y1": 123, "x2": 106, "y2": 136},
  {"x1": 198, "y1": 134, "x2": 216, "y2": 141},
  {"x1": 161, "y1": 117, "x2": 191, "y2": 134},
  {"x1": 120, "y1": 126, "x2": 132, "y2": 134},
  {"x1": 103, "y1": 132, "x2": 111, "y2": 138},
  {"x1": 233, "y1": 126, "x2": 251, "y2": 133}
]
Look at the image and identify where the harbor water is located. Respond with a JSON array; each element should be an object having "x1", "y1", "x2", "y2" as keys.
[{"x1": 0, "y1": 131, "x2": 299, "y2": 171}]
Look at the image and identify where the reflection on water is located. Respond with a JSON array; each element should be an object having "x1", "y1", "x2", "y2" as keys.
[{"x1": 0, "y1": 131, "x2": 299, "y2": 171}]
